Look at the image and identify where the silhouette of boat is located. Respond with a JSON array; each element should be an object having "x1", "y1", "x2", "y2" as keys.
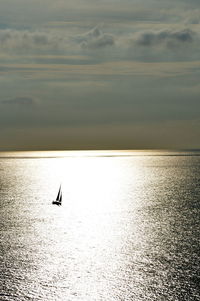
[{"x1": 52, "y1": 185, "x2": 62, "y2": 206}]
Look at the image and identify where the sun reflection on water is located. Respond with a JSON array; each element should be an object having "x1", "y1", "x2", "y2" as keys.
[{"x1": 1, "y1": 150, "x2": 199, "y2": 300}]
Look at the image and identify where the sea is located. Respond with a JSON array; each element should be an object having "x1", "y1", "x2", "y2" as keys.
[{"x1": 0, "y1": 150, "x2": 200, "y2": 301}]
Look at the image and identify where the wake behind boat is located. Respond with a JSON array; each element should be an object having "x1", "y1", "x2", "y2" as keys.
[{"x1": 52, "y1": 185, "x2": 62, "y2": 206}]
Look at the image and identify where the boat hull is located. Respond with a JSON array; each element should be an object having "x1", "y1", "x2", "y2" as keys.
[{"x1": 52, "y1": 201, "x2": 61, "y2": 206}]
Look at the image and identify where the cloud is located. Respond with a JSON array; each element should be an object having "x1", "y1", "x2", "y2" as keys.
[
  {"x1": 121, "y1": 27, "x2": 200, "y2": 61},
  {"x1": 133, "y1": 28, "x2": 195, "y2": 48},
  {"x1": 1, "y1": 96, "x2": 37, "y2": 106},
  {"x1": 184, "y1": 9, "x2": 200, "y2": 24},
  {"x1": 74, "y1": 26, "x2": 115, "y2": 49},
  {"x1": 0, "y1": 26, "x2": 199, "y2": 66},
  {"x1": 0, "y1": 26, "x2": 198, "y2": 59},
  {"x1": 0, "y1": 29, "x2": 65, "y2": 52},
  {"x1": 0, "y1": 27, "x2": 115, "y2": 55}
]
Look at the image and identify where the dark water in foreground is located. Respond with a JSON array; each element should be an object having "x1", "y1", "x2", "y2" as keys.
[{"x1": 0, "y1": 151, "x2": 200, "y2": 301}]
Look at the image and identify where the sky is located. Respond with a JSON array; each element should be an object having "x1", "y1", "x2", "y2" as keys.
[{"x1": 0, "y1": 0, "x2": 200, "y2": 151}]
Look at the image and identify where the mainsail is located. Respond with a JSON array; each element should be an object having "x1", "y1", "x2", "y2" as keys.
[
  {"x1": 56, "y1": 185, "x2": 61, "y2": 201},
  {"x1": 59, "y1": 191, "x2": 62, "y2": 203}
]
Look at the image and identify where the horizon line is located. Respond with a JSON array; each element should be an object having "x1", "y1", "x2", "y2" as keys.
[
  {"x1": 0, "y1": 149, "x2": 200, "y2": 159},
  {"x1": 0, "y1": 147, "x2": 200, "y2": 152}
]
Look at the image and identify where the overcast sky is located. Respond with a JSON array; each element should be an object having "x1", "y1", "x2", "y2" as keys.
[{"x1": 0, "y1": 0, "x2": 200, "y2": 150}]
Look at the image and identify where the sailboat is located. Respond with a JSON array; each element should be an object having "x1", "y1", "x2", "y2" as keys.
[{"x1": 52, "y1": 185, "x2": 62, "y2": 206}]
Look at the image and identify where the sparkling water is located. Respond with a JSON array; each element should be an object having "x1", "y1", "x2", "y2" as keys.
[{"x1": 0, "y1": 151, "x2": 200, "y2": 300}]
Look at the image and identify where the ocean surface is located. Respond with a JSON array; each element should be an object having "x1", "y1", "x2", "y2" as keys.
[{"x1": 0, "y1": 150, "x2": 200, "y2": 301}]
